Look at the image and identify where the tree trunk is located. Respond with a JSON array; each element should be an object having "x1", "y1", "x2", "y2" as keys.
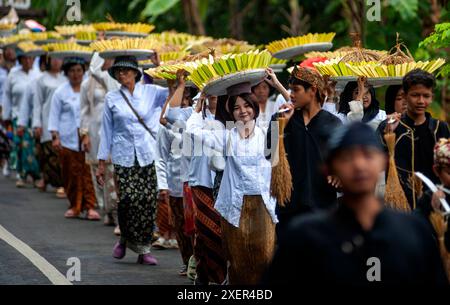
[
  {"x1": 443, "y1": 78, "x2": 449, "y2": 124},
  {"x1": 229, "y1": 0, "x2": 257, "y2": 39},
  {"x1": 288, "y1": 0, "x2": 300, "y2": 35},
  {"x1": 342, "y1": 0, "x2": 365, "y2": 45},
  {"x1": 189, "y1": 0, "x2": 206, "y2": 35},
  {"x1": 229, "y1": 0, "x2": 242, "y2": 39},
  {"x1": 281, "y1": 0, "x2": 310, "y2": 36},
  {"x1": 181, "y1": 0, "x2": 205, "y2": 35},
  {"x1": 181, "y1": 0, "x2": 194, "y2": 33},
  {"x1": 422, "y1": 0, "x2": 441, "y2": 37}
]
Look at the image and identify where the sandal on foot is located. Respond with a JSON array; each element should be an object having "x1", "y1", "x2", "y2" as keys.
[
  {"x1": 56, "y1": 187, "x2": 66, "y2": 199},
  {"x1": 64, "y1": 209, "x2": 79, "y2": 219},
  {"x1": 34, "y1": 179, "x2": 46, "y2": 191},
  {"x1": 87, "y1": 209, "x2": 101, "y2": 221},
  {"x1": 16, "y1": 179, "x2": 25, "y2": 188}
]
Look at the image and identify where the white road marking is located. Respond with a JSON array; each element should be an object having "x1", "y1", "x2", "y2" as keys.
[{"x1": 0, "y1": 224, "x2": 72, "y2": 285}]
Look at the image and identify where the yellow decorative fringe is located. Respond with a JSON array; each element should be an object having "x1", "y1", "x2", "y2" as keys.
[
  {"x1": 270, "y1": 117, "x2": 292, "y2": 207},
  {"x1": 384, "y1": 132, "x2": 410, "y2": 212},
  {"x1": 429, "y1": 212, "x2": 450, "y2": 282}
]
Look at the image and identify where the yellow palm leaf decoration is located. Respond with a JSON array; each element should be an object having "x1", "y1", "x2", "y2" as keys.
[{"x1": 266, "y1": 33, "x2": 336, "y2": 54}]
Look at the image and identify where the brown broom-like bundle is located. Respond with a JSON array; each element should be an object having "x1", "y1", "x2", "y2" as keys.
[
  {"x1": 339, "y1": 33, "x2": 383, "y2": 63},
  {"x1": 429, "y1": 211, "x2": 450, "y2": 282},
  {"x1": 409, "y1": 174, "x2": 424, "y2": 201},
  {"x1": 380, "y1": 33, "x2": 415, "y2": 65},
  {"x1": 270, "y1": 117, "x2": 292, "y2": 207},
  {"x1": 384, "y1": 131, "x2": 411, "y2": 211}
]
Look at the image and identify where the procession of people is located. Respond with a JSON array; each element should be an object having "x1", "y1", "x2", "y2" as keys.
[{"x1": 0, "y1": 20, "x2": 449, "y2": 286}]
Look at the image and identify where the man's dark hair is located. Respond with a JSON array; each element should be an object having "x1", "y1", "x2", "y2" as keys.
[
  {"x1": 403, "y1": 69, "x2": 435, "y2": 93},
  {"x1": 288, "y1": 77, "x2": 324, "y2": 104}
]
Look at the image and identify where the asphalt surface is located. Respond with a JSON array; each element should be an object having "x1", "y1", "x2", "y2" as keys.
[{"x1": 0, "y1": 175, "x2": 191, "y2": 285}]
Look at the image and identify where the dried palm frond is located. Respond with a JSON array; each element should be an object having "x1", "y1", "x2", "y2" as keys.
[
  {"x1": 429, "y1": 212, "x2": 450, "y2": 281},
  {"x1": 339, "y1": 33, "x2": 384, "y2": 63},
  {"x1": 384, "y1": 131, "x2": 410, "y2": 212},
  {"x1": 90, "y1": 38, "x2": 159, "y2": 52},
  {"x1": 148, "y1": 31, "x2": 201, "y2": 46},
  {"x1": 270, "y1": 117, "x2": 292, "y2": 207},
  {"x1": 191, "y1": 38, "x2": 255, "y2": 54},
  {"x1": 380, "y1": 33, "x2": 414, "y2": 65},
  {"x1": 266, "y1": 33, "x2": 335, "y2": 54},
  {"x1": 17, "y1": 41, "x2": 43, "y2": 53},
  {"x1": 55, "y1": 24, "x2": 96, "y2": 36},
  {"x1": 408, "y1": 174, "x2": 424, "y2": 201}
]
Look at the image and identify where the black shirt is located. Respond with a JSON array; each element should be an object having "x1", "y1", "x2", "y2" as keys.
[
  {"x1": 413, "y1": 120, "x2": 435, "y2": 179},
  {"x1": 267, "y1": 109, "x2": 342, "y2": 227},
  {"x1": 265, "y1": 203, "x2": 448, "y2": 285},
  {"x1": 377, "y1": 113, "x2": 450, "y2": 209}
]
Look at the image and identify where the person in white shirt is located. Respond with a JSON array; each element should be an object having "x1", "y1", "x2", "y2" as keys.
[
  {"x1": 48, "y1": 57, "x2": 100, "y2": 221},
  {"x1": 80, "y1": 53, "x2": 120, "y2": 234},
  {"x1": 252, "y1": 68, "x2": 287, "y2": 131},
  {"x1": 165, "y1": 71, "x2": 226, "y2": 284},
  {"x1": 0, "y1": 48, "x2": 13, "y2": 178},
  {"x1": 324, "y1": 77, "x2": 387, "y2": 130},
  {"x1": 155, "y1": 90, "x2": 194, "y2": 276},
  {"x1": 26, "y1": 55, "x2": 67, "y2": 197},
  {"x1": 2, "y1": 50, "x2": 41, "y2": 187},
  {"x1": 186, "y1": 81, "x2": 278, "y2": 285},
  {"x1": 96, "y1": 55, "x2": 169, "y2": 266},
  {"x1": 323, "y1": 77, "x2": 387, "y2": 197}
]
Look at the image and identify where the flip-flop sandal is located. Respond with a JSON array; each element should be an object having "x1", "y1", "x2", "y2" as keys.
[
  {"x1": 16, "y1": 180, "x2": 25, "y2": 188},
  {"x1": 64, "y1": 209, "x2": 79, "y2": 218},
  {"x1": 87, "y1": 210, "x2": 101, "y2": 221},
  {"x1": 34, "y1": 180, "x2": 46, "y2": 191},
  {"x1": 56, "y1": 188, "x2": 67, "y2": 199}
]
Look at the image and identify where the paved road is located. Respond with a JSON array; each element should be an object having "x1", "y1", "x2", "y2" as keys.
[{"x1": 0, "y1": 175, "x2": 191, "y2": 285}]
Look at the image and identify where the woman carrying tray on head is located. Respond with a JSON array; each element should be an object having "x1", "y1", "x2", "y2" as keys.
[
  {"x1": 326, "y1": 77, "x2": 387, "y2": 130},
  {"x1": 186, "y1": 80, "x2": 279, "y2": 285},
  {"x1": 2, "y1": 47, "x2": 42, "y2": 188},
  {"x1": 80, "y1": 53, "x2": 120, "y2": 235},
  {"x1": 252, "y1": 68, "x2": 287, "y2": 131},
  {"x1": 165, "y1": 70, "x2": 225, "y2": 285},
  {"x1": 48, "y1": 56, "x2": 100, "y2": 221},
  {"x1": 97, "y1": 54, "x2": 169, "y2": 266},
  {"x1": 154, "y1": 76, "x2": 196, "y2": 276},
  {"x1": 30, "y1": 54, "x2": 67, "y2": 198}
]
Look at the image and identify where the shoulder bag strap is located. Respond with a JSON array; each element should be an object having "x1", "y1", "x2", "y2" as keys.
[{"x1": 119, "y1": 90, "x2": 156, "y2": 141}]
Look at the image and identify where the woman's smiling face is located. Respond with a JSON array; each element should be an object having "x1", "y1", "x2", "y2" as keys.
[{"x1": 232, "y1": 96, "x2": 255, "y2": 124}]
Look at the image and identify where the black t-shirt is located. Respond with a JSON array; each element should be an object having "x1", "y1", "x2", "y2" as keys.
[
  {"x1": 413, "y1": 120, "x2": 435, "y2": 180},
  {"x1": 267, "y1": 109, "x2": 342, "y2": 225}
]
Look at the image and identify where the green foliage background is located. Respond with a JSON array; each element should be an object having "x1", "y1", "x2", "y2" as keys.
[{"x1": 31, "y1": 0, "x2": 449, "y2": 120}]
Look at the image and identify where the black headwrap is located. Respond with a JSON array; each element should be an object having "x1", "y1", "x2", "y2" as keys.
[{"x1": 339, "y1": 81, "x2": 381, "y2": 123}]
